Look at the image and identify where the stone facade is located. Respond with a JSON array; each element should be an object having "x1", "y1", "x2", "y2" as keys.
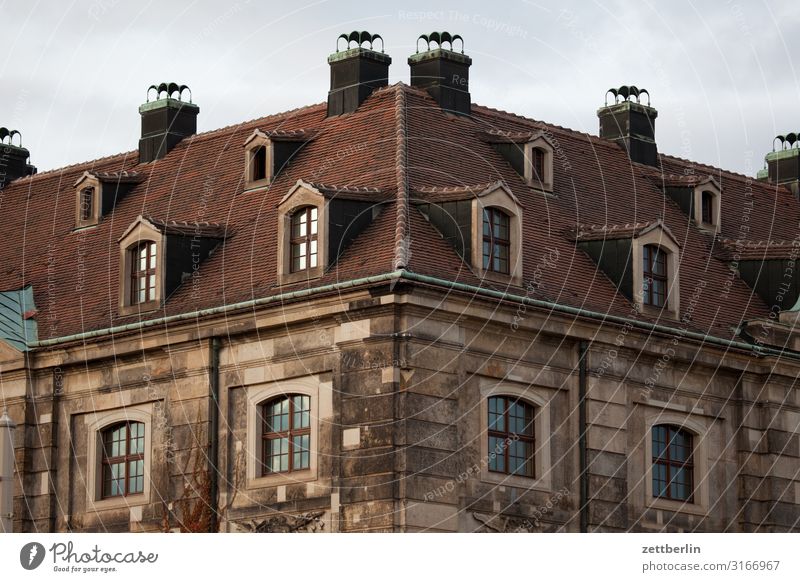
[{"x1": 2, "y1": 279, "x2": 798, "y2": 533}]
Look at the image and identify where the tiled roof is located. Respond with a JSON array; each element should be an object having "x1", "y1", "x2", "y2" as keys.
[{"x1": 0, "y1": 82, "x2": 796, "y2": 345}]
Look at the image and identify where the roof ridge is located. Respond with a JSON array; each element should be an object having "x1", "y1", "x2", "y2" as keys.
[
  {"x1": 15, "y1": 101, "x2": 327, "y2": 182},
  {"x1": 393, "y1": 81, "x2": 410, "y2": 270}
]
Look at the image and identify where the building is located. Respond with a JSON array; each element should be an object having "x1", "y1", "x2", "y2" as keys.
[{"x1": 1, "y1": 31, "x2": 799, "y2": 533}]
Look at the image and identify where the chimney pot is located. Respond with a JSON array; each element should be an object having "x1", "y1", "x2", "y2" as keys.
[
  {"x1": 409, "y1": 32, "x2": 472, "y2": 115},
  {"x1": 138, "y1": 83, "x2": 199, "y2": 163},
  {"x1": 0, "y1": 127, "x2": 36, "y2": 189},
  {"x1": 763, "y1": 133, "x2": 800, "y2": 197},
  {"x1": 327, "y1": 32, "x2": 391, "y2": 117},
  {"x1": 597, "y1": 85, "x2": 658, "y2": 167}
]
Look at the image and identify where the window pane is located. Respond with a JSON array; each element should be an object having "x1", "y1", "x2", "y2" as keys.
[
  {"x1": 149, "y1": 244, "x2": 157, "y2": 268},
  {"x1": 488, "y1": 436, "x2": 504, "y2": 471}
]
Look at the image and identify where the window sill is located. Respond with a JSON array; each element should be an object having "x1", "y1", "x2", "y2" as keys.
[
  {"x1": 88, "y1": 493, "x2": 149, "y2": 512},
  {"x1": 118, "y1": 300, "x2": 161, "y2": 317},
  {"x1": 242, "y1": 178, "x2": 271, "y2": 193},
  {"x1": 526, "y1": 179, "x2": 554, "y2": 195},
  {"x1": 73, "y1": 222, "x2": 100, "y2": 232},
  {"x1": 246, "y1": 468, "x2": 316, "y2": 490},
  {"x1": 277, "y1": 267, "x2": 323, "y2": 287},
  {"x1": 481, "y1": 470, "x2": 551, "y2": 492},
  {"x1": 474, "y1": 268, "x2": 522, "y2": 288},
  {"x1": 638, "y1": 303, "x2": 679, "y2": 320},
  {"x1": 646, "y1": 496, "x2": 707, "y2": 517}
]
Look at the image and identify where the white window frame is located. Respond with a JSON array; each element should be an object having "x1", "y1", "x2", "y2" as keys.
[{"x1": 277, "y1": 181, "x2": 328, "y2": 285}]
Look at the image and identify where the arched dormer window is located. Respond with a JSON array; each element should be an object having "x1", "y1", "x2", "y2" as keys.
[
  {"x1": 652, "y1": 424, "x2": 694, "y2": 502},
  {"x1": 290, "y1": 206, "x2": 318, "y2": 272},
  {"x1": 642, "y1": 244, "x2": 668, "y2": 308},
  {"x1": 469, "y1": 183, "x2": 524, "y2": 285},
  {"x1": 631, "y1": 221, "x2": 681, "y2": 318},
  {"x1": 482, "y1": 207, "x2": 510, "y2": 274}
]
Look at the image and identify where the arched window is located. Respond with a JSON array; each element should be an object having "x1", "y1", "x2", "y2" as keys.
[
  {"x1": 101, "y1": 421, "x2": 145, "y2": 498},
  {"x1": 130, "y1": 241, "x2": 157, "y2": 305},
  {"x1": 701, "y1": 191, "x2": 714, "y2": 224},
  {"x1": 290, "y1": 207, "x2": 318, "y2": 272},
  {"x1": 652, "y1": 424, "x2": 694, "y2": 501},
  {"x1": 487, "y1": 395, "x2": 535, "y2": 477},
  {"x1": 482, "y1": 208, "x2": 510, "y2": 274},
  {"x1": 261, "y1": 394, "x2": 311, "y2": 474},
  {"x1": 642, "y1": 244, "x2": 667, "y2": 307}
]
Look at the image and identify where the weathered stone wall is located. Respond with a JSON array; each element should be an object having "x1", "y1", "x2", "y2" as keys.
[{"x1": 1, "y1": 285, "x2": 799, "y2": 533}]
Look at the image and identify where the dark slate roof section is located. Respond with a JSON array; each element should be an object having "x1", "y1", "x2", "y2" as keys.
[{"x1": 0, "y1": 287, "x2": 37, "y2": 351}]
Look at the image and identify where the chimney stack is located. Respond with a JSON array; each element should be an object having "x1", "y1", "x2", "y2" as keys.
[
  {"x1": 761, "y1": 133, "x2": 800, "y2": 197},
  {"x1": 598, "y1": 86, "x2": 658, "y2": 167},
  {"x1": 409, "y1": 32, "x2": 472, "y2": 116},
  {"x1": 139, "y1": 83, "x2": 199, "y2": 163},
  {"x1": 0, "y1": 128, "x2": 36, "y2": 189},
  {"x1": 327, "y1": 32, "x2": 391, "y2": 117}
]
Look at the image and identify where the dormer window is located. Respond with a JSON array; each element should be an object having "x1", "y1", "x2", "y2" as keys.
[
  {"x1": 74, "y1": 171, "x2": 141, "y2": 229},
  {"x1": 524, "y1": 136, "x2": 554, "y2": 193},
  {"x1": 642, "y1": 244, "x2": 667, "y2": 308},
  {"x1": 130, "y1": 241, "x2": 157, "y2": 304},
  {"x1": 661, "y1": 175, "x2": 721, "y2": 233},
  {"x1": 482, "y1": 208, "x2": 510, "y2": 274},
  {"x1": 290, "y1": 206, "x2": 318, "y2": 272},
  {"x1": 574, "y1": 219, "x2": 680, "y2": 318},
  {"x1": 117, "y1": 215, "x2": 225, "y2": 316},
  {"x1": 244, "y1": 130, "x2": 273, "y2": 190},
  {"x1": 277, "y1": 180, "x2": 379, "y2": 285},
  {"x1": 74, "y1": 173, "x2": 102, "y2": 228}
]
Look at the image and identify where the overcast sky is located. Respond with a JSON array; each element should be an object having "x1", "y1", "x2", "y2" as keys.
[{"x1": 2, "y1": 0, "x2": 798, "y2": 175}]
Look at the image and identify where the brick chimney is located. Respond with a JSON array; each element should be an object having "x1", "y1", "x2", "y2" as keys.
[
  {"x1": 0, "y1": 128, "x2": 36, "y2": 189},
  {"x1": 327, "y1": 32, "x2": 391, "y2": 117},
  {"x1": 598, "y1": 86, "x2": 659, "y2": 167},
  {"x1": 409, "y1": 32, "x2": 472, "y2": 116},
  {"x1": 138, "y1": 83, "x2": 199, "y2": 163}
]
